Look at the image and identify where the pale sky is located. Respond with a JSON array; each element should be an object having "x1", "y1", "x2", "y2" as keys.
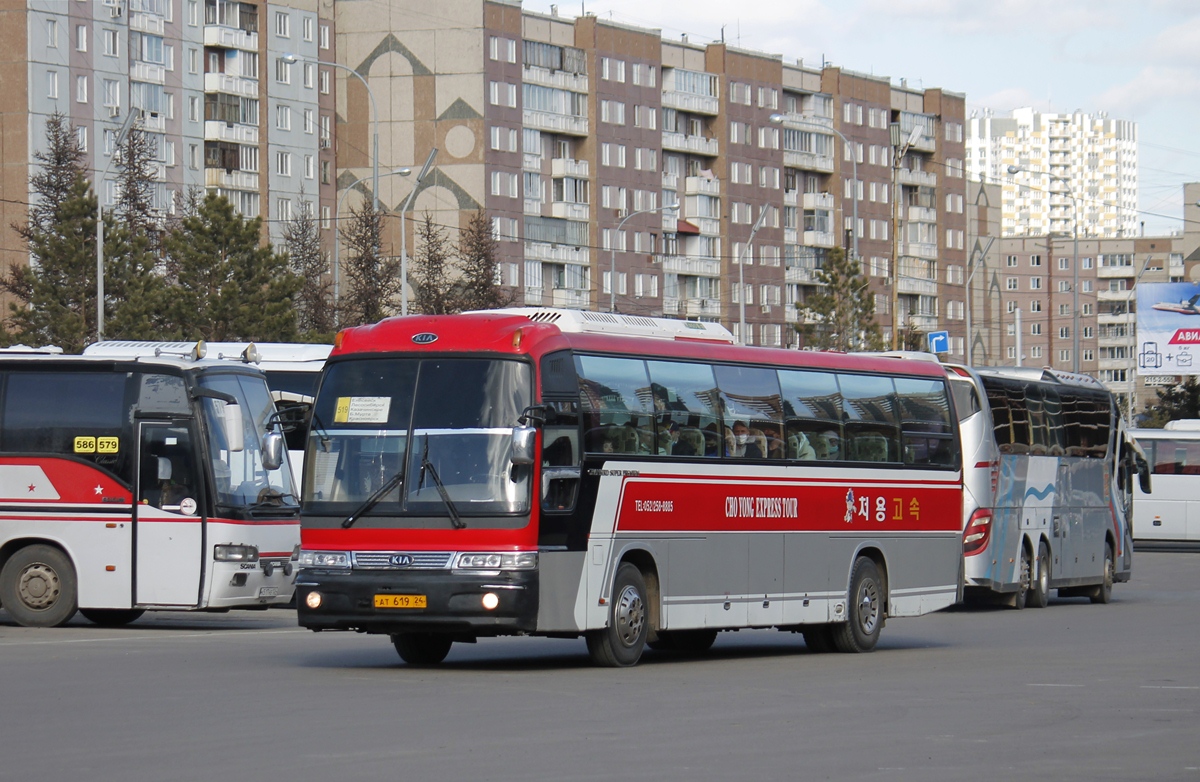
[{"x1": 522, "y1": 0, "x2": 1200, "y2": 236}]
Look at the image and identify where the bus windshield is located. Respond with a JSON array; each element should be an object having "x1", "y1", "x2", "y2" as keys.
[
  {"x1": 302, "y1": 357, "x2": 532, "y2": 523},
  {"x1": 197, "y1": 372, "x2": 297, "y2": 515}
]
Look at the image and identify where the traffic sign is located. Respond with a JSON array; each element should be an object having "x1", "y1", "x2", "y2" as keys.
[{"x1": 927, "y1": 330, "x2": 950, "y2": 354}]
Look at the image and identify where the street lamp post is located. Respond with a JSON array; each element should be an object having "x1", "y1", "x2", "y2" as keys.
[
  {"x1": 1008, "y1": 164, "x2": 1079, "y2": 372},
  {"x1": 737, "y1": 207, "x2": 770, "y2": 344},
  {"x1": 890, "y1": 123, "x2": 924, "y2": 350},
  {"x1": 768, "y1": 113, "x2": 857, "y2": 263},
  {"x1": 333, "y1": 167, "x2": 411, "y2": 321},
  {"x1": 283, "y1": 53, "x2": 378, "y2": 212},
  {"x1": 95, "y1": 110, "x2": 139, "y2": 342},
  {"x1": 609, "y1": 202, "x2": 679, "y2": 314},
  {"x1": 398, "y1": 148, "x2": 438, "y2": 317}
]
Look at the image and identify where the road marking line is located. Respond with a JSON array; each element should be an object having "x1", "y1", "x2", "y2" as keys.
[
  {"x1": 0, "y1": 628, "x2": 308, "y2": 647},
  {"x1": 1026, "y1": 683, "x2": 1084, "y2": 687},
  {"x1": 1140, "y1": 685, "x2": 1200, "y2": 690}
]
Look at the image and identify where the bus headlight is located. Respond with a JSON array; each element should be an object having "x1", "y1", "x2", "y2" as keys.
[
  {"x1": 214, "y1": 544, "x2": 259, "y2": 562},
  {"x1": 456, "y1": 552, "x2": 538, "y2": 571},
  {"x1": 297, "y1": 550, "x2": 352, "y2": 569}
]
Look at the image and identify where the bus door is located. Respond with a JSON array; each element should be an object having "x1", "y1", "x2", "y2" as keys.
[{"x1": 134, "y1": 421, "x2": 204, "y2": 606}]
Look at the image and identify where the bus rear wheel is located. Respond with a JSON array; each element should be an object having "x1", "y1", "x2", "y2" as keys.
[
  {"x1": 1011, "y1": 545, "x2": 1031, "y2": 610},
  {"x1": 1026, "y1": 541, "x2": 1050, "y2": 609},
  {"x1": 1090, "y1": 542, "x2": 1114, "y2": 604},
  {"x1": 586, "y1": 562, "x2": 648, "y2": 667},
  {"x1": 0, "y1": 545, "x2": 78, "y2": 628},
  {"x1": 832, "y1": 557, "x2": 884, "y2": 653},
  {"x1": 802, "y1": 624, "x2": 836, "y2": 654},
  {"x1": 80, "y1": 608, "x2": 145, "y2": 627},
  {"x1": 391, "y1": 633, "x2": 453, "y2": 665}
]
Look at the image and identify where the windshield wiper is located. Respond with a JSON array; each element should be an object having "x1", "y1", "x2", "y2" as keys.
[
  {"x1": 310, "y1": 412, "x2": 333, "y2": 452},
  {"x1": 341, "y1": 470, "x2": 404, "y2": 529},
  {"x1": 418, "y1": 436, "x2": 466, "y2": 530}
]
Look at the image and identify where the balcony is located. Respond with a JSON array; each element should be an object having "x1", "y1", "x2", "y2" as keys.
[
  {"x1": 689, "y1": 216, "x2": 721, "y2": 236},
  {"x1": 658, "y1": 255, "x2": 720, "y2": 277},
  {"x1": 783, "y1": 150, "x2": 835, "y2": 173},
  {"x1": 774, "y1": 112, "x2": 834, "y2": 130},
  {"x1": 661, "y1": 173, "x2": 679, "y2": 191},
  {"x1": 1097, "y1": 289, "x2": 1132, "y2": 302},
  {"x1": 908, "y1": 132, "x2": 936, "y2": 153},
  {"x1": 662, "y1": 213, "x2": 678, "y2": 233},
  {"x1": 684, "y1": 176, "x2": 720, "y2": 196},
  {"x1": 905, "y1": 313, "x2": 939, "y2": 331},
  {"x1": 785, "y1": 265, "x2": 823, "y2": 285},
  {"x1": 204, "y1": 73, "x2": 259, "y2": 98},
  {"x1": 525, "y1": 241, "x2": 589, "y2": 265},
  {"x1": 662, "y1": 131, "x2": 718, "y2": 157},
  {"x1": 551, "y1": 158, "x2": 589, "y2": 179},
  {"x1": 803, "y1": 192, "x2": 835, "y2": 211},
  {"x1": 784, "y1": 190, "x2": 798, "y2": 206},
  {"x1": 204, "y1": 120, "x2": 258, "y2": 144},
  {"x1": 203, "y1": 26, "x2": 258, "y2": 52},
  {"x1": 524, "y1": 287, "x2": 544, "y2": 306},
  {"x1": 897, "y1": 276, "x2": 938, "y2": 296},
  {"x1": 784, "y1": 228, "x2": 798, "y2": 245},
  {"x1": 523, "y1": 109, "x2": 589, "y2": 137},
  {"x1": 130, "y1": 12, "x2": 165, "y2": 35},
  {"x1": 522, "y1": 65, "x2": 588, "y2": 95},
  {"x1": 897, "y1": 168, "x2": 937, "y2": 188},
  {"x1": 803, "y1": 230, "x2": 837, "y2": 248},
  {"x1": 140, "y1": 113, "x2": 166, "y2": 133},
  {"x1": 551, "y1": 287, "x2": 591, "y2": 309},
  {"x1": 523, "y1": 153, "x2": 542, "y2": 172},
  {"x1": 661, "y1": 90, "x2": 720, "y2": 116},
  {"x1": 1097, "y1": 312, "x2": 1134, "y2": 325},
  {"x1": 684, "y1": 298, "x2": 722, "y2": 318},
  {"x1": 907, "y1": 205, "x2": 937, "y2": 224},
  {"x1": 1097, "y1": 265, "x2": 1134, "y2": 279},
  {"x1": 131, "y1": 61, "x2": 166, "y2": 85},
  {"x1": 204, "y1": 168, "x2": 259, "y2": 191},
  {"x1": 524, "y1": 197, "x2": 542, "y2": 215},
  {"x1": 906, "y1": 242, "x2": 938, "y2": 260},
  {"x1": 551, "y1": 201, "x2": 589, "y2": 221}
]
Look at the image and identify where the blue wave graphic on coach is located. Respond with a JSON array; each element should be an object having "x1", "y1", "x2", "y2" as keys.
[{"x1": 1023, "y1": 483, "x2": 1056, "y2": 501}]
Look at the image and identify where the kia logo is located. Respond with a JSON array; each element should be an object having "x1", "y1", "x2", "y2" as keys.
[
  {"x1": 389, "y1": 554, "x2": 413, "y2": 567},
  {"x1": 412, "y1": 332, "x2": 438, "y2": 345}
]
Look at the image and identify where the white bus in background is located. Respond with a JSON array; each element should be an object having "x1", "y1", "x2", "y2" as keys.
[
  {"x1": 1130, "y1": 420, "x2": 1200, "y2": 546},
  {"x1": 84, "y1": 342, "x2": 330, "y2": 486},
  {"x1": 950, "y1": 366, "x2": 1149, "y2": 607}
]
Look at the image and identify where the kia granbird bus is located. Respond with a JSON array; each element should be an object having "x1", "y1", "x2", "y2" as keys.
[
  {"x1": 295, "y1": 309, "x2": 965, "y2": 667},
  {"x1": 0, "y1": 351, "x2": 298, "y2": 627},
  {"x1": 952, "y1": 366, "x2": 1148, "y2": 607}
]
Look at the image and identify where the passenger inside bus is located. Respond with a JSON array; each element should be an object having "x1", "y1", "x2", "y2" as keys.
[
  {"x1": 811, "y1": 430, "x2": 841, "y2": 460},
  {"x1": 727, "y1": 421, "x2": 764, "y2": 458}
]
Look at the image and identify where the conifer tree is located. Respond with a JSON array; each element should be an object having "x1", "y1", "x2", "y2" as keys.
[
  {"x1": 281, "y1": 200, "x2": 335, "y2": 338},
  {"x1": 795, "y1": 247, "x2": 884, "y2": 352},
  {"x1": 411, "y1": 212, "x2": 457, "y2": 315},
  {"x1": 338, "y1": 200, "x2": 400, "y2": 327},
  {"x1": 455, "y1": 209, "x2": 509, "y2": 312},
  {"x1": 161, "y1": 193, "x2": 301, "y2": 341}
]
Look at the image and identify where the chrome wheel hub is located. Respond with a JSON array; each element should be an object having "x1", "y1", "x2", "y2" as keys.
[
  {"x1": 613, "y1": 584, "x2": 645, "y2": 647},
  {"x1": 18, "y1": 563, "x2": 60, "y2": 610}
]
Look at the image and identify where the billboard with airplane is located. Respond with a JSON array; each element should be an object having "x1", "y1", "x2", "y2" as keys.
[{"x1": 1136, "y1": 282, "x2": 1200, "y2": 376}]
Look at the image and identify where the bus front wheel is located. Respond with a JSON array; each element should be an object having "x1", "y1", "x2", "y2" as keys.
[
  {"x1": 586, "y1": 562, "x2": 648, "y2": 667},
  {"x1": 832, "y1": 557, "x2": 883, "y2": 653},
  {"x1": 0, "y1": 544, "x2": 78, "y2": 628},
  {"x1": 391, "y1": 633, "x2": 453, "y2": 665}
]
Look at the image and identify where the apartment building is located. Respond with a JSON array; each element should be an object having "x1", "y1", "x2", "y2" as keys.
[
  {"x1": 336, "y1": 0, "x2": 968, "y2": 351},
  {"x1": 967, "y1": 107, "x2": 1138, "y2": 240},
  {"x1": 0, "y1": 0, "x2": 335, "y2": 276},
  {"x1": 967, "y1": 179, "x2": 1200, "y2": 415}
]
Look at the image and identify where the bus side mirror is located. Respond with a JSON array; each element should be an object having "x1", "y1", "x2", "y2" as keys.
[
  {"x1": 262, "y1": 431, "x2": 284, "y2": 472},
  {"x1": 1136, "y1": 452, "x2": 1152, "y2": 494},
  {"x1": 511, "y1": 425, "x2": 537, "y2": 465},
  {"x1": 223, "y1": 402, "x2": 245, "y2": 453}
]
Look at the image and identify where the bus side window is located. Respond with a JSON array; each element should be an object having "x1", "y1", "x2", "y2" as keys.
[
  {"x1": 837, "y1": 373, "x2": 901, "y2": 463},
  {"x1": 575, "y1": 356, "x2": 654, "y2": 455},
  {"x1": 778, "y1": 369, "x2": 843, "y2": 461}
]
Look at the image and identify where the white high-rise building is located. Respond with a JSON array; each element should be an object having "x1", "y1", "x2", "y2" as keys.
[{"x1": 967, "y1": 107, "x2": 1138, "y2": 239}]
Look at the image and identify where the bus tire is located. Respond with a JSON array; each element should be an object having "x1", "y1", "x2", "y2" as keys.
[
  {"x1": 1027, "y1": 541, "x2": 1050, "y2": 609},
  {"x1": 586, "y1": 562, "x2": 648, "y2": 667},
  {"x1": 0, "y1": 544, "x2": 78, "y2": 628},
  {"x1": 80, "y1": 608, "x2": 145, "y2": 627},
  {"x1": 1011, "y1": 545, "x2": 1031, "y2": 610},
  {"x1": 832, "y1": 557, "x2": 883, "y2": 653},
  {"x1": 1090, "y1": 542, "x2": 1114, "y2": 604},
  {"x1": 391, "y1": 633, "x2": 453, "y2": 665},
  {"x1": 649, "y1": 629, "x2": 717, "y2": 654},
  {"x1": 802, "y1": 624, "x2": 836, "y2": 654}
]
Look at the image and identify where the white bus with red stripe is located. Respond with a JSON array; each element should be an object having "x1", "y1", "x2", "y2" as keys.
[
  {"x1": 0, "y1": 352, "x2": 299, "y2": 627},
  {"x1": 295, "y1": 309, "x2": 965, "y2": 666}
]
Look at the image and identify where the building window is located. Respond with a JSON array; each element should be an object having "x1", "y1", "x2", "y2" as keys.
[
  {"x1": 1007, "y1": 255, "x2": 1018, "y2": 267},
  {"x1": 76, "y1": 126, "x2": 87, "y2": 152},
  {"x1": 1030, "y1": 277, "x2": 1042, "y2": 290},
  {"x1": 274, "y1": 11, "x2": 290, "y2": 38},
  {"x1": 275, "y1": 58, "x2": 291, "y2": 84},
  {"x1": 303, "y1": 108, "x2": 314, "y2": 134},
  {"x1": 75, "y1": 24, "x2": 87, "y2": 52},
  {"x1": 319, "y1": 25, "x2": 330, "y2": 50},
  {"x1": 275, "y1": 151, "x2": 291, "y2": 176},
  {"x1": 76, "y1": 75, "x2": 88, "y2": 103},
  {"x1": 103, "y1": 29, "x2": 119, "y2": 56},
  {"x1": 303, "y1": 16, "x2": 314, "y2": 42},
  {"x1": 45, "y1": 70, "x2": 58, "y2": 99},
  {"x1": 275, "y1": 104, "x2": 291, "y2": 130},
  {"x1": 304, "y1": 154, "x2": 314, "y2": 179},
  {"x1": 1006, "y1": 277, "x2": 1018, "y2": 291},
  {"x1": 319, "y1": 69, "x2": 330, "y2": 94}
]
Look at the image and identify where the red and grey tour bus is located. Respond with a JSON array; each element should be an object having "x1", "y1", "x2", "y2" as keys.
[
  {"x1": 0, "y1": 348, "x2": 298, "y2": 627},
  {"x1": 295, "y1": 309, "x2": 965, "y2": 666}
]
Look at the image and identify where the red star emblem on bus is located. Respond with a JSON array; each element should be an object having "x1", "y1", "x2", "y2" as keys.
[{"x1": 28, "y1": 483, "x2": 36, "y2": 492}]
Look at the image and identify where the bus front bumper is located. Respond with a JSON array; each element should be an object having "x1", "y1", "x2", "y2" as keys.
[{"x1": 295, "y1": 568, "x2": 539, "y2": 636}]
